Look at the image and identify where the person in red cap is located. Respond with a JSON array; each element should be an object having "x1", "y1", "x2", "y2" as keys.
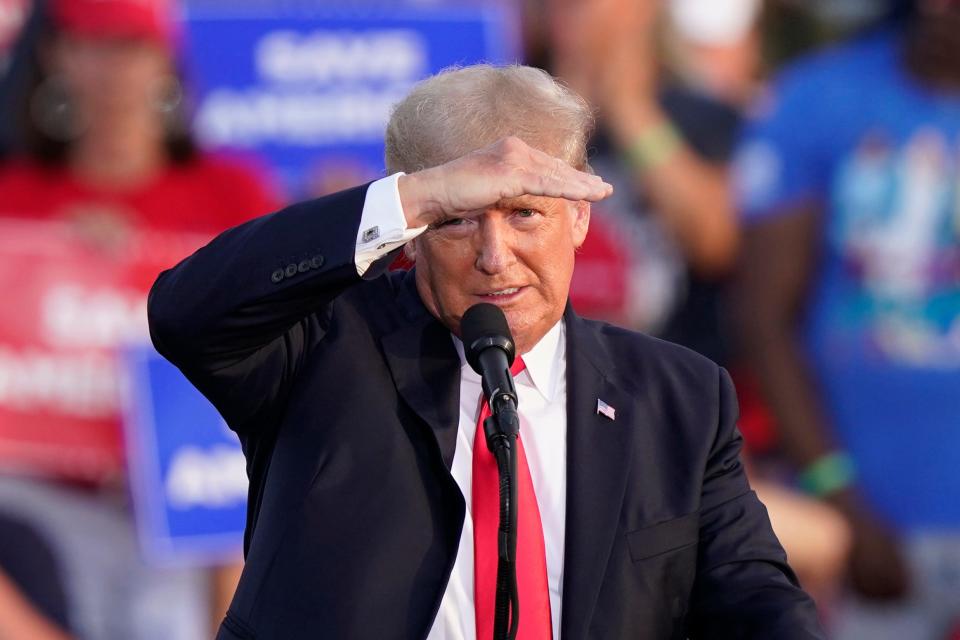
[
  {"x1": 0, "y1": 1, "x2": 280, "y2": 638},
  {"x1": 0, "y1": 0, "x2": 277, "y2": 233}
]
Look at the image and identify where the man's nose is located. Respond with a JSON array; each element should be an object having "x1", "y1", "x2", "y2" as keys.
[{"x1": 474, "y1": 218, "x2": 517, "y2": 275}]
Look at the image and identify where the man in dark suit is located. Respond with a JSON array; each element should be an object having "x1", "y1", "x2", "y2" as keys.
[{"x1": 148, "y1": 65, "x2": 823, "y2": 639}]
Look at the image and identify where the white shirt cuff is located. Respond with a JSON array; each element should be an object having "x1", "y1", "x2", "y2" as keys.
[{"x1": 355, "y1": 172, "x2": 427, "y2": 276}]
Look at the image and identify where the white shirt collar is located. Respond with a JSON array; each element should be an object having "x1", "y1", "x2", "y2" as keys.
[{"x1": 453, "y1": 319, "x2": 565, "y2": 402}]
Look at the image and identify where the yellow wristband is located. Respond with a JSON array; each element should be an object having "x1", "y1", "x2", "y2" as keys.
[{"x1": 623, "y1": 121, "x2": 683, "y2": 171}]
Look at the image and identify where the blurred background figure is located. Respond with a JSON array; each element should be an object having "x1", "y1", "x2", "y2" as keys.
[
  {"x1": 527, "y1": 0, "x2": 740, "y2": 342},
  {"x1": 526, "y1": 0, "x2": 853, "y2": 612},
  {"x1": 735, "y1": 0, "x2": 960, "y2": 637},
  {"x1": 0, "y1": 0, "x2": 278, "y2": 234},
  {"x1": 0, "y1": 0, "x2": 278, "y2": 638}
]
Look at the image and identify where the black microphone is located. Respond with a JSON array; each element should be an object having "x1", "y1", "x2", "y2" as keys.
[
  {"x1": 461, "y1": 303, "x2": 521, "y2": 445},
  {"x1": 462, "y1": 303, "x2": 522, "y2": 639}
]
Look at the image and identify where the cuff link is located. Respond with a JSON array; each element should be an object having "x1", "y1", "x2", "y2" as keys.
[{"x1": 361, "y1": 226, "x2": 380, "y2": 243}]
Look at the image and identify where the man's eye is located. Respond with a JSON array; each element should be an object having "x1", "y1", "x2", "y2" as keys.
[
  {"x1": 516, "y1": 209, "x2": 537, "y2": 218},
  {"x1": 430, "y1": 217, "x2": 466, "y2": 230}
]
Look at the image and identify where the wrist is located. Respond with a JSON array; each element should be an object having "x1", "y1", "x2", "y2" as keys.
[
  {"x1": 619, "y1": 119, "x2": 683, "y2": 172},
  {"x1": 798, "y1": 451, "x2": 857, "y2": 499},
  {"x1": 608, "y1": 101, "x2": 682, "y2": 171},
  {"x1": 607, "y1": 100, "x2": 665, "y2": 140}
]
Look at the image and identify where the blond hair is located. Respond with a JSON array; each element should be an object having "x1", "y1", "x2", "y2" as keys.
[{"x1": 385, "y1": 64, "x2": 594, "y2": 173}]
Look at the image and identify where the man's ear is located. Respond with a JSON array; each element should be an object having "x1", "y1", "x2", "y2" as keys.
[
  {"x1": 572, "y1": 200, "x2": 591, "y2": 249},
  {"x1": 404, "y1": 237, "x2": 419, "y2": 262}
]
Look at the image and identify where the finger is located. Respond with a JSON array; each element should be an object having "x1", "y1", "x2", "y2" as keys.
[
  {"x1": 480, "y1": 137, "x2": 614, "y2": 203},
  {"x1": 527, "y1": 172, "x2": 613, "y2": 202},
  {"x1": 556, "y1": 174, "x2": 613, "y2": 202},
  {"x1": 519, "y1": 165, "x2": 613, "y2": 202},
  {"x1": 526, "y1": 149, "x2": 613, "y2": 197}
]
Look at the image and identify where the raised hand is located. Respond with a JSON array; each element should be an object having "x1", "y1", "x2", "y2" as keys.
[{"x1": 397, "y1": 137, "x2": 613, "y2": 228}]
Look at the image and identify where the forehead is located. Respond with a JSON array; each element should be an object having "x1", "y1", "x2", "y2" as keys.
[
  {"x1": 491, "y1": 194, "x2": 575, "y2": 212},
  {"x1": 425, "y1": 130, "x2": 578, "y2": 173}
]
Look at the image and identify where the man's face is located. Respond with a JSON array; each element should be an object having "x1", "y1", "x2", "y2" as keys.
[{"x1": 410, "y1": 194, "x2": 590, "y2": 355}]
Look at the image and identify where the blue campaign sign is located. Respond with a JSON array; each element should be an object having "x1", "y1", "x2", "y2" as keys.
[
  {"x1": 181, "y1": 1, "x2": 521, "y2": 196},
  {"x1": 123, "y1": 346, "x2": 247, "y2": 567}
]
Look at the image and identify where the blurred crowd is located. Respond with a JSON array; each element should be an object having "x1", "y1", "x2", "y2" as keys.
[{"x1": 0, "y1": 0, "x2": 958, "y2": 638}]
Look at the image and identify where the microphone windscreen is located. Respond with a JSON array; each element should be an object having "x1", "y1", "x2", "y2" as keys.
[{"x1": 460, "y1": 303, "x2": 515, "y2": 372}]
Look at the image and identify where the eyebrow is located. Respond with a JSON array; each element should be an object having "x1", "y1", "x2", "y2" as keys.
[{"x1": 495, "y1": 196, "x2": 548, "y2": 209}]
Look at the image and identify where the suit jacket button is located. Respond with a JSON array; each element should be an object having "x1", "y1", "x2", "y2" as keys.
[
  {"x1": 271, "y1": 269, "x2": 285, "y2": 283},
  {"x1": 310, "y1": 254, "x2": 324, "y2": 269},
  {"x1": 285, "y1": 263, "x2": 298, "y2": 277},
  {"x1": 298, "y1": 259, "x2": 311, "y2": 273}
]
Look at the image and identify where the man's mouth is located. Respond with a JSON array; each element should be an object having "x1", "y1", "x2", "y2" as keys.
[{"x1": 477, "y1": 286, "x2": 526, "y2": 302}]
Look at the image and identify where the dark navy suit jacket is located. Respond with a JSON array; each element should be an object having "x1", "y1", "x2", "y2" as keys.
[{"x1": 148, "y1": 184, "x2": 824, "y2": 639}]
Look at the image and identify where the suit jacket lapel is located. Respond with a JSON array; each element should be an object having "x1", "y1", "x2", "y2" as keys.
[
  {"x1": 381, "y1": 281, "x2": 639, "y2": 635},
  {"x1": 561, "y1": 310, "x2": 637, "y2": 639},
  {"x1": 380, "y1": 271, "x2": 461, "y2": 470}
]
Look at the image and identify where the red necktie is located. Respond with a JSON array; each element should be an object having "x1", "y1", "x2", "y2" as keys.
[{"x1": 473, "y1": 356, "x2": 552, "y2": 640}]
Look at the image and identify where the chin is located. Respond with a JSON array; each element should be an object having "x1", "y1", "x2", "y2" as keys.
[{"x1": 506, "y1": 315, "x2": 554, "y2": 354}]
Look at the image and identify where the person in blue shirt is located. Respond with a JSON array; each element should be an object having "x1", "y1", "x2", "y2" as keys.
[{"x1": 735, "y1": 1, "x2": 960, "y2": 637}]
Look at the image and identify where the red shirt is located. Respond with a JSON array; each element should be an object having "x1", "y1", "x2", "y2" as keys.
[
  {"x1": 0, "y1": 153, "x2": 281, "y2": 232},
  {"x1": 0, "y1": 154, "x2": 281, "y2": 483}
]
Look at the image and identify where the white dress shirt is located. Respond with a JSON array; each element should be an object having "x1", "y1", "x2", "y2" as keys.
[{"x1": 355, "y1": 174, "x2": 569, "y2": 639}]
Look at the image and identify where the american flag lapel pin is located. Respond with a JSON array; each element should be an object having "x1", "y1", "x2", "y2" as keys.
[{"x1": 596, "y1": 399, "x2": 616, "y2": 421}]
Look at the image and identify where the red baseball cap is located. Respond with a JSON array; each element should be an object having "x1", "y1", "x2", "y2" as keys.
[{"x1": 50, "y1": 0, "x2": 180, "y2": 49}]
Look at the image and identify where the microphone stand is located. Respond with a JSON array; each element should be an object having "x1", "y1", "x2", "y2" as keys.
[{"x1": 483, "y1": 397, "x2": 521, "y2": 640}]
